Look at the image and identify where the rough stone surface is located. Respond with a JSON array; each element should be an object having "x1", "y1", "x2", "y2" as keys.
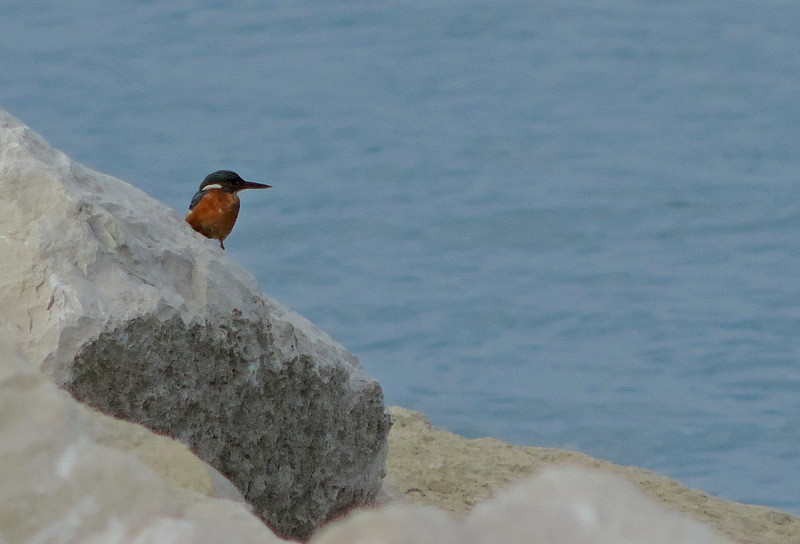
[
  {"x1": 80, "y1": 402, "x2": 232, "y2": 500},
  {"x1": 0, "y1": 328, "x2": 285, "y2": 544},
  {"x1": 0, "y1": 108, "x2": 391, "y2": 540}
]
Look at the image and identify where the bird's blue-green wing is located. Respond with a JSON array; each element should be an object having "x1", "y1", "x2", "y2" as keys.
[{"x1": 188, "y1": 190, "x2": 204, "y2": 210}]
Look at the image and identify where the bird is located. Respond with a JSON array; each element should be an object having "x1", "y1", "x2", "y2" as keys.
[{"x1": 185, "y1": 170, "x2": 271, "y2": 249}]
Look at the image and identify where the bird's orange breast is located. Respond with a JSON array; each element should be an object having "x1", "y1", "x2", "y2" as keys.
[{"x1": 185, "y1": 190, "x2": 241, "y2": 242}]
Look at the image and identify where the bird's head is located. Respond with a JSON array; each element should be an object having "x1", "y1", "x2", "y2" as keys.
[{"x1": 199, "y1": 170, "x2": 271, "y2": 192}]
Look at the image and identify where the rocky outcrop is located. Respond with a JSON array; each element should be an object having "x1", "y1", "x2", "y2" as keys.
[
  {"x1": 0, "y1": 109, "x2": 391, "y2": 540},
  {"x1": 2, "y1": 108, "x2": 797, "y2": 544}
]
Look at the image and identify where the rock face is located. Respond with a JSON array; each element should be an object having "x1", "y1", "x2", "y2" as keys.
[
  {"x1": 0, "y1": 109, "x2": 391, "y2": 540},
  {"x1": 0, "y1": 329, "x2": 285, "y2": 544}
]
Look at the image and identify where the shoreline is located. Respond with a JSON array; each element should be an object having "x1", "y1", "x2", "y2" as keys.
[{"x1": 383, "y1": 407, "x2": 799, "y2": 544}]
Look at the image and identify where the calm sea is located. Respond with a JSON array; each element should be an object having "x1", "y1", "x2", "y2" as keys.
[{"x1": 3, "y1": 0, "x2": 799, "y2": 514}]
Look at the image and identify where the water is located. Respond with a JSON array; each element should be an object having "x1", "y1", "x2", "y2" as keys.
[{"x1": 2, "y1": 0, "x2": 799, "y2": 514}]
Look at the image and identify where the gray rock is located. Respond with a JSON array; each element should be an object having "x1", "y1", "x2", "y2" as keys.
[
  {"x1": 0, "y1": 109, "x2": 391, "y2": 540},
  {"x1": 0, "y1": 328, "x2": 287, "y2": 544}
]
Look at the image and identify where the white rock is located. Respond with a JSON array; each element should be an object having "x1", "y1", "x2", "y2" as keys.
[
  {"x1": 465, "y1": 466, "x2": 734, "y2": 544},
  {"x1": 0, "y1": 109, "x2": 391, "y2": 540},
  {"x1": 311, "y1": 504, "x2": 468, "y2": 544}
]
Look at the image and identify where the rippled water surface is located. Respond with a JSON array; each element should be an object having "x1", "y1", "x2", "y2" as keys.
[{"x1": 3, "y1": 1, "x2": 799, "y2": 513}]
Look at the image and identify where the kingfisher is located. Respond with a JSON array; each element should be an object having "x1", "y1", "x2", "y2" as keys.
[{"x1": 185, "y1": 170, "x2": 271, "y2": 249}]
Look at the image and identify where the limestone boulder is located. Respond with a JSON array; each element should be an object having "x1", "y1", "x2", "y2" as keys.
[{"x1": 0, "y1": 109, "x2": 391, "y2": 540}]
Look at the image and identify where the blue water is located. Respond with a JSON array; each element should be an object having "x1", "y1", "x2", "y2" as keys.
[{"x1": 3, "y1": 1, "x2": 799, "y2": 514}]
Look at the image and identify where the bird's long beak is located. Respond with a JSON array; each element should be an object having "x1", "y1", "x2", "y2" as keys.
[{"x1": 242, "y1": 180, "x2": 272, "y2": 190}]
